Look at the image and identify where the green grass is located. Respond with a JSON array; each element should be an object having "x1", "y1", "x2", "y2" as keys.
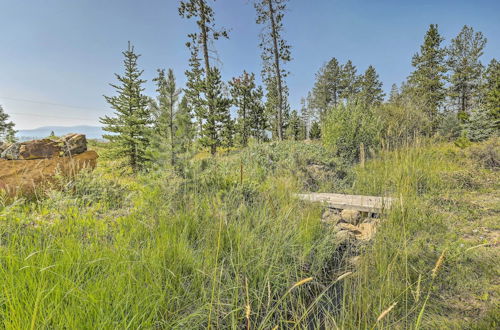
[{"x1": 0, "y1": 138, "x2": 498, "y2": 328}]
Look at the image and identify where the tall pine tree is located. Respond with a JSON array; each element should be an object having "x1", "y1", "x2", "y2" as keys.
[
  {"x1": 100, "y1": 42, "x2": 151, "y2": 173},
  {"x1": 229, "y1": 71, "x2": 263, "y2": 146},
  {"x1": 359, "y1": 65, "x2": 385, "y2": 106},
  {"x1": 255, "y1": 0, "x2": 291, "y2": 141},
  {"x1": 179, "y1": 0, "x2": 230, "y2": 154},
  {"x1": 340, "y1": 60, "x2": 360, "y2": 101},
  {"x1": 483, "y1": 59, "x2": 500, "y2": 129},
  {"x1": 312, "y1": 58, "x2": 343, "y2": 117},
  {"x1": 447, "y1": 25, "x2": 487, "y2": 119},
  {"x1": 199, "y1": 67, "x2": 232, "y2": 154},
  {"x1": 408, "y1": 24, "x2": 447, "y2": 130},
  {"x1": 151, "y1": 68, "x2": 181, "y2": 166}
]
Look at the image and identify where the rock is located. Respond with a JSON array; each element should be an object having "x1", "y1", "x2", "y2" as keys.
[
  {"x1": 335, "y1": 230, "x2": 355, "y2": 242},
  {"x1": 1, "y1": 142, "x2": 21, "y2": 160},
  {"x1": 355, "y1": 223, "x2": 376, "y2": 241},
  {"x1": 322, "y1": 208, "x2": 341, "y2": 224},
  {"x1": 336, "y1": 222, "x2": 376, "y2": 241},
  {"x1": 337, "y1": 222, "x2": 362, "y2": 234},
  {"x1": 59, "y1": 133, "x2": 87, "y2": 156},
  {"x1": 1, "y1": 139, "x2": 61, "y2": 160},
  {"x1": 340, "y1": 209, "x2": 361, "y2": 224},
  {"x1": 0, "y1": 150, "x2": 98, "y2": 196},
  {"x1": 0, "y1": 142, "x2": 10, "y2": 154}
]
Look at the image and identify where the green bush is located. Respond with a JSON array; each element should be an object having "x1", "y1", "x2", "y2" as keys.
[{"x1": 322, "y1": 102, "x2": 382, "y2": 163}]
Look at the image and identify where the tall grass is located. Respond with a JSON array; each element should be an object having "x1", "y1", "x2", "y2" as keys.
[{"x1": 0, "y1": 139, "x2": 498, "y2": 328}]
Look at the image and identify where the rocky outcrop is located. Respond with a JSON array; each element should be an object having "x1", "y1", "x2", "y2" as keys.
[
  {"x1": 60, "y1": 133, "x2": 87, "y2": 156},
  {"x1": 0, "y1": 134, "x2": 88, "y2": 160},
  {"x1": 0, "y1": 150, "x2": 98, "y2": 196}
]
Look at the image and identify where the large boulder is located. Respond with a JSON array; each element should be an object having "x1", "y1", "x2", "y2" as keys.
[
  {"x1": 1, "y1": 139, "x2": 61, "y2": 160},
  {"x1": 60, "y1": 133, "x2": 87, "y2": 156},
  {"x1": 0, "y1": 150, "x2": 98, "y2": 196},
  {"x1": 0, "y1": 134, "x2": 88, "y2": 160}
]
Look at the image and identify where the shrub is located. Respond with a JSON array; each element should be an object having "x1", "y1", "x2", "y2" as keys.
[{"x1": 322, "y1": 102, "x2": 382, "y2": 163}]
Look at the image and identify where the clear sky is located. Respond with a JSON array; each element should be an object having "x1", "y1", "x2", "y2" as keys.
[{"x1": 1, "y1": 0, "x2": 499, "y2": 130}]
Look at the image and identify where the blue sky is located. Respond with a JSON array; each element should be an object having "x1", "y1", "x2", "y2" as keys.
[{"x1": 1, "y1": 0, "x2": 499, "y2": 130}]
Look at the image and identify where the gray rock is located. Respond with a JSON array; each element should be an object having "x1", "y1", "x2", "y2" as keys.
[
  {"x1": 1, "y1": 143, "x2": 21, "y2": 160},
  {"x1": 59, "y1": 134, "x2": 87, "y2": 156},
  {"x1": 340, "y1": 209, "x2": 361, "y2": 224}
]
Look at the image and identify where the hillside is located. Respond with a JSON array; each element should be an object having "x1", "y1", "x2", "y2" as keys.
[{"x1": 0, "y1": 138, "x2": 497, "y2": 328}]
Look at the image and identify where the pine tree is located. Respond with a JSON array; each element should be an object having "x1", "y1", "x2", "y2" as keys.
[
  {"x1": 248, "y1": 86, "x2": 267, "y2": 143},
  {"x1": 174, "y1": 96, "x2": 195, "y2": 153},
  {"x1": 447, "y1": 25, "x2": 487, "y2": 119},
  {"x1": 229, "y1": 71, "x2": 263, "y2": 146},
  {"x1": 388, "y1": 83, "x2": 400, "y2": 104},
  {"x1": 151, "y1": 68, "x2": 181, "y2": 166},
  {"x1": 199, "y1": 67, "x2": 232, "y2": 154},
  {"x1": 0, "y1": 105, "x2": 16, "y2": 143},
  {"x1": 309, "y1": 121, "x2": 321, "y2": 139},
  {"x1": 465, "y1": 107, "x2": 497, "y2": 142},
  {"x1": 408, "y1": 24, "x2": 447, "y2": 130},
  {"x1": 179, "y1": 0, "x2": 230, "y2": 154},
  {"x1": 255, "y1": 0, "x2": 291, "y2": 141},
  {"x1": 100, "y1": 42, "x2": 151, "y2": 173},
  {"x1": 184, "y1": 39, "x2": 205, "y2": 138},
  {"x1": 359, "y1": 65, "x2": 385, "y2": 106},
  {"x1": 285, "y1": 110, "x2": 303, "y2": 140},
  {"x1": 312, "y1": 58, "x2": 343, "y2": 117},
  {"x1": 340, "y1": 60, "x2": 360, "y2": 101},
  {"x1": 483, "y1": 59, "x2": 500, "y2": 129}
]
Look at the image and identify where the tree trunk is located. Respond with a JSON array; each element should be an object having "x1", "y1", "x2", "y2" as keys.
[
  {"x1": 199, "y1": 0, "x2": 216, "y2": 154},
  {"x1": 170, "y1": 95, "x2": 175, "y2": 166},
  {"x1": 267, "y1": 0, "x2": 284, "y2": 141}
]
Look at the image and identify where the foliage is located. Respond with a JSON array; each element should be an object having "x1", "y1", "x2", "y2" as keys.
[
  {"x1": 229, "y1": 71, "x2": 265, "y2": 146},
  {"x1": 0, "y1": 105, "x2": 16, "y2": 143},
  {"x1": 407, "y1": 24, "x2": 447, "y2": 131},
  {"x1": 322, "y1": 102, "x2": 382, "y2": 163},
  {"x1": 255, "y1": 0, "x2": 291, "y2": 140},
  {"x1": 447, "y1": 25, "x2": 487, "y2": 117},
  {"x1": 100, "y1": 42, "x2": 152, "y2": 172},
  {"x1": 358, "y1": 65, "x2": 385, "y2": 106},
  {"x1": 465, "y1": 106, "x2": 498, "y2": 142},
  {"x1": 150, "y1": 68, "x2": 181, "y2": 166}
]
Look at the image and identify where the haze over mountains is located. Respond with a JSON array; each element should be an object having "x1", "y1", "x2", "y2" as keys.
[{"x1": 16, "y1": 125, "x2": 104, "y2": 140}]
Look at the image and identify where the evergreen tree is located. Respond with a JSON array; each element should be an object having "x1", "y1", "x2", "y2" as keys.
[
  {"x1": 151, "y1": 68, "x2": 181, "y2": 166},
  {"x1": 359, "y1": 65, "x2": 385, "y2": 106},
  {"x1": 184, "y1": 39, "x2": 205, "y2": 138},
  {"x1": 248, "y1": 87, "x2": 267, "y2": 142},
  {"x1": 179, "y1": 0, "x2": 229, "y2": 154},
  {"x1": 388, "y1": 83, "x2": 400, "y2": 104},
  {"x1": 174, "y1": 96, "x2": 195, "y2": 153},
  {"x1": 0, "y1": 105, "x2": 16, "y2": 143},
  {"x1": 285, "y1": 110, "x2": 302, "y2": 140},
  {"x1": 255, "y1": 0, "x2": 291, "y2": 140},
  {"x1": 100, "y1": 42, "x2": 151, "y2": 173},
  {"x1": 309, "y1": 121, "x2": 321, "y2": 139},
  {"x1": 408, "y1": 24, "x2": 447, "y2": 130},
  {"x1": 229, "y1": 71, "x2": 263, "y2": 146},
  {"x1": 340, "y1": 60, "x2": 360, "y2": 101},
  {"x1": 465, "y1": 107, "x2": 497, "y2": 142},
  {"x1": 483, "y1": 59, "x2": 500, "y2": 129},
  {"x1": 312, "y1": 58, "x2": 343, "y2": 117},
  {"x1": 199, "y1": 67, "x2": 232, "y2": 154},
  {"x1": 447, "y1": 25, "x2": 487, "y2": 119}
]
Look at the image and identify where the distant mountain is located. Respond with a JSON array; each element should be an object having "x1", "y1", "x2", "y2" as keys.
[{"x1": 16, "y1": 125, "x2": 105, "y2": 141}]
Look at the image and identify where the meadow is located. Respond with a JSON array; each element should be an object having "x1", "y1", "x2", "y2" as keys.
[{"x1": 0, "y1": 138, "x2": 498, "y2": 329}]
